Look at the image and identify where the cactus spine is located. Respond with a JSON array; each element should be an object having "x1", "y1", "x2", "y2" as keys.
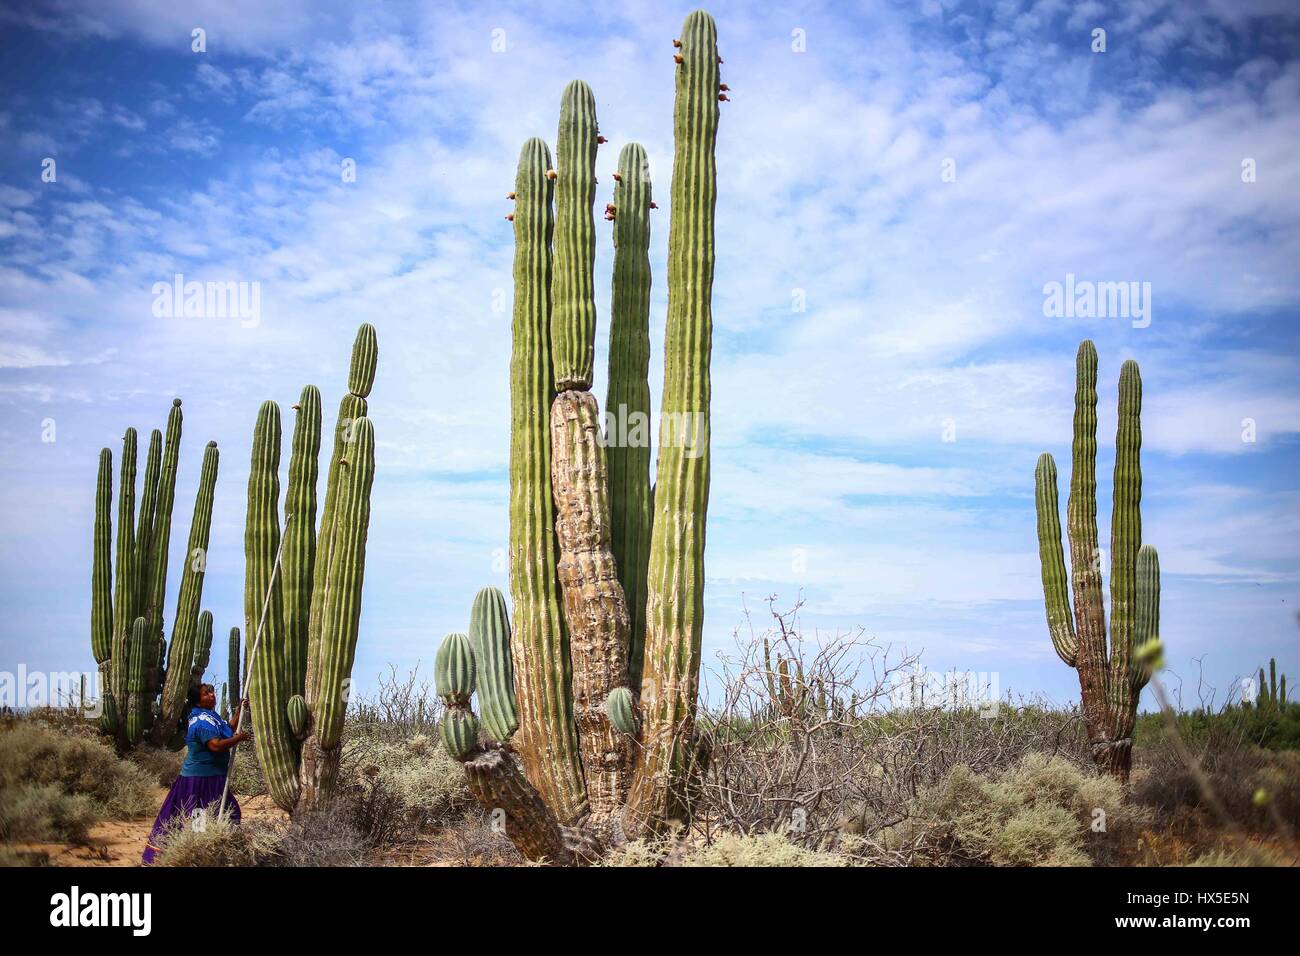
[
  {"x1": 246, "y1": 325, "x2": 379, "y2": 814},
  {"x1": 606, "y1": 142, "x2": 654, "y2": 688},
  {"x1": 1034, "y1": 341, "x2": 1160, "y2": 782},
  {"x1": 443, "y1": 11, "x2": 722, "y2": 862}
]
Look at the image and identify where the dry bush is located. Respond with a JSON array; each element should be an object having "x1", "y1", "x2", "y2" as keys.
[
  {"x1": 153, "y1": 813, "x2": 264, "y2": 867},
  {"x1": 436, "y1": 813, "x2": 524, "y2": 866},
  {"x1": 128, "y1": 745, "x2": 184, "y2": 787},
  {"x1": 0, "y1": 783, "x2": 98, "y2": 842},
  {"x1": 337, "y1": 733, "x2": 473, "y2": 846},
  {"x1": 0, "y1": 720, "x2": 154, "y2": 821},
  {"x1": 265, "y1": 806, "x2": 368, "y2": 866},
  {"x1": 867, "y1": 753, "x2": 1146, "y2": 867},
  {"x1": 0, "y1": 845, "x2": 49, "y2": 866},
  {"x1": 348, "y1": 665, "x2": 444, "y2": 744},
  {"x1": 693, "y1": 598, "x2": 1089, "y2": 850}
]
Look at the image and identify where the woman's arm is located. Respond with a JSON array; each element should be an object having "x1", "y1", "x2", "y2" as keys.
[
  {"x1": 206, "y1": 731, "x2": 250, "y2": 753},
  {"x1": 229, "y1": 699, "x2": 249, "y2": 732}
]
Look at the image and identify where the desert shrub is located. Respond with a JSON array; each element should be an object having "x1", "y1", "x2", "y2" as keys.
[
  {"x1": 683, "y1": 833, "x2": 849, "y2": 867},
  {"x1": 227, "y1": 744, "x2": 266, "y2": 797},
  {"x1": 338, "y1": 734, "x2": 472, "y2": 845},
  {"x1": 0, "y1": 721, "x2": 154, "y2": 820},
  {"x1": 153, "y1": 814, "x2": 264, "y2": 867},
  {"x1": 265, "y1": 807, "x2": 367, "y2": 866},
  {"x1": 0, "y1": 845, "x2": 49, "y2": 866},
  {"x1": 434, "y1": 813, "x2": 524, "y2": 867},
  {"x1": 876, "y1": 753, "x2": 1143, "y2": 867},
  {"x1": 1136, "y1": 703, "x2": 1300, "y2": 752},
  {"x1": 1186, "y1": 844, "x2": 1293, "y2": 867},
  {"x1": 128, "y1": 745, "x2": 184, "y2": 788},
  {"x1": 0, "y1": 783, "x2": 98, "y2": 842}
]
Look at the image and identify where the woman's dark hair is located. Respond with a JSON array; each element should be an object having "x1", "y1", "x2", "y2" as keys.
[{"x1": 186, "y1": 683, "x2": 215, "y2": 709}]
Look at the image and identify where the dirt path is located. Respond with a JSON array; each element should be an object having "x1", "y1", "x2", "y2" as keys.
[{"x1": 12, "y1": 788, "x2": 285, "y2": 867}]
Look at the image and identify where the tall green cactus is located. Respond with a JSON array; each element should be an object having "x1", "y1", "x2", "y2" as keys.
[
  {"x1": 1034, "y1": 341, "x2": 1161, "y2": 782},
  {"x1": 91, "y1": 448, "x2": 115, "y2": 733},
  {"x1": 246, "y1": 324, "x2": 379, "y2": 814},
  {"x1": 442, "y1": 10, "x2": 722, "y2": 862},
  {"x1": 125, "y1": 617, "x2": 150, "y2": 745},
  {"x1": 606, "y1": 142, "x2": 654, "y2": 689},
  {"x1": 228, "y1": 626, "x2": 241, "y2": 709},
  {"x1": 91, "y1": 399, "x2": 220, "y2": 751},
  {"x1": 551, "y1": 80, "x2": 600, "y2": 392},
  {"x1": 152, "y1": 440, "x2": 219, "y2": 745}
]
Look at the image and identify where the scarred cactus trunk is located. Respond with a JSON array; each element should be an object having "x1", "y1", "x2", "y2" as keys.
[
  {"x1": 550, "y1": 389, "x2": 634, "y2": 821},
  {"x1": 1034, "y1": 341, "x2": 1160, "y2": 783}
]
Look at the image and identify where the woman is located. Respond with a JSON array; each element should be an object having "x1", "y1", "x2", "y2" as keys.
[{"x1": 141, "y1": 683, "x2": 250, "y2": 865}]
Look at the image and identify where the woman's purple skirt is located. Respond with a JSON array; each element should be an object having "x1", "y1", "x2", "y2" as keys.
[{"x1": 141, "y1": 774, "x2": 241, "y2": 865}]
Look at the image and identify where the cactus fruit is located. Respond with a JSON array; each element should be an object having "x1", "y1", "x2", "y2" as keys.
[
  {"x1": 606, "y1": 687, "x2": 636, "y2": 735},
  {"x1": 606, "y1": 142, "x2": 654, "y2": 689},
  {"x1": 435, "y1": 633, "x2": 476, "y2": 706},
  {"x1": 1034, "y1": 341, "x2": 1160, "y2": 782},
  {"x1": 446, "y1": 11, "x2": 722, "y2": 862},
  {"x1": 468, "y1": 588, "x2": 518, "y2": 741},
  {"x1": 287, "y1": 694, "x2": 309, "y2": 739},
  {"x1": 441, "y1": 709, "x2": 480, "y2": 761},
  {"x1": 246, "y1": 325, "x2": 379, "y2": 814}
]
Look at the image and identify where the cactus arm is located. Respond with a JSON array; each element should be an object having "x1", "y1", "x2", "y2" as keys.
[
  {"x1": 282, "y1": 385, "x2": 322, "y2": 700},
  {"x1": 606, "y1": 141, "x2": 654, "y2": 689},
  {"x1": 92, "y1": 447, "x2": 116, "y2": 732},
  {"x1": 469, "y1": 587, "x2": 519, "y2": 741},
  {"x1": 125, "y1": 617, "x2": 149, "y2": 745},
  {"x1": 191, "y1": 610, "x2": 213, "y2": 680},
  {"x1": 152, "y1": 441, "x2": 220, "y2": 745},
  {"x1": 298, "y1": 415, "x2": 376, "y2": 807},
  {"x1": 144, "y1": 401, "x2": 183, "y2": 642},
  {"x1": 246, "y1": 401, "x2": 299, "y2": 812},
  {"x1": 551, "y1": 388, "x2": 635, "y2": 818},
  {"x1": 1131, "y1": 544, "x2": 1160, "y2": 693},
  {"x1": 228, "y1": 626, "x2": 241, "y2": 708},
  {"x1": 508, "y1": 136, "x2": 587, "y2": 822},
  {"x1": 134, "y1": 429, "x2": 162, "y2": 621},
  {"x1": 1034, "y1": 453, "x2": 1078, "y2": 667},
  {"x1": 550, "y1": 80, "x2": 600, "y2": 392},
  {"x1": 109, "y1": 427, "x2": 138, "y2": 738},
  {"x1": 1108, "y1": 359, "x2": 1142, "y2": 716},
  {"x1": 627, "y1": 9, "x2": 721, "y2": 833}
]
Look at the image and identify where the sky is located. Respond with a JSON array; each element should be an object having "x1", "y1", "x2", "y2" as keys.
[{"x1": 1, "y1": 0, "x2": 1298, "y2": 714}]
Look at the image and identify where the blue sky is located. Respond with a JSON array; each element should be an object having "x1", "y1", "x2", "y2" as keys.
[{"x1": 1, "y1": 0, "x2": 1298, "y2": 712}]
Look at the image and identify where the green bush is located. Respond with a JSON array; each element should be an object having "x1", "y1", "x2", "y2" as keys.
[
  {"x1": 603, "y1": 833, "x2": 850, "y2": 867},
  {"x1": 0, "y1": 783, "x2": 98, "y2": 842}
]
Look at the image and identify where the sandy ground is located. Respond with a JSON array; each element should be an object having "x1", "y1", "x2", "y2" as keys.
[{"x1": 11, "y1": 788, "x2": 286, "y2": 867}]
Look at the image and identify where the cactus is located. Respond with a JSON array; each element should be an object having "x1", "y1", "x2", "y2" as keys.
[
  {"x1": 228, "y1": 626, "x2": 241, "y2": 709},
  {"x1": 93, "y1": 400, "x2": 221, "y2": 751},
  {"x1": 435, "y1": 633, "x2": 475, "y2": 706},
  {"x1": 550, "y1": 80, "x2": 600, "y2": 392},
  {"x1": 1034, "y1": 341, "x2": 1160, "y2": 782},
  {"x1": 469, "y1": 587, "x2": 518, "y2": 742},
  {"x1": 125, "y1": 617, "x2": 150, "y2": 745},
  {"x1": 606, "y1": 142, "x2": 654, "y2": 690},
  {"x1": 246, "y1": 324, "x2": 379, "y2": 814},
  {"x1": 192, "y1": 610, "x2": 213, "y2": 685},
  {"x1": 443, "y1": 11, "x2": 722, "y2": 862},
  {"x1": 441, "y1": 709, "x2": 480, "y2": 761},
  {"x1": 220, "y1": 682, "x2": 228, "y2": 720},
  {"x1": 91, "y1": 448, "x2": 115, "y2": 733},
  {"x1": 1255, "y1": 657, "x2": 1289, "y2": 709},
  {"x1": 152, "y1": 441, "x2": 219, "y2": 745}
]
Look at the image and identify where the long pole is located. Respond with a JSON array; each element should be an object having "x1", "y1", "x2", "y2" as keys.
[{"x1": 217, "y1": 513, "x2": 292, "y2": 820}]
